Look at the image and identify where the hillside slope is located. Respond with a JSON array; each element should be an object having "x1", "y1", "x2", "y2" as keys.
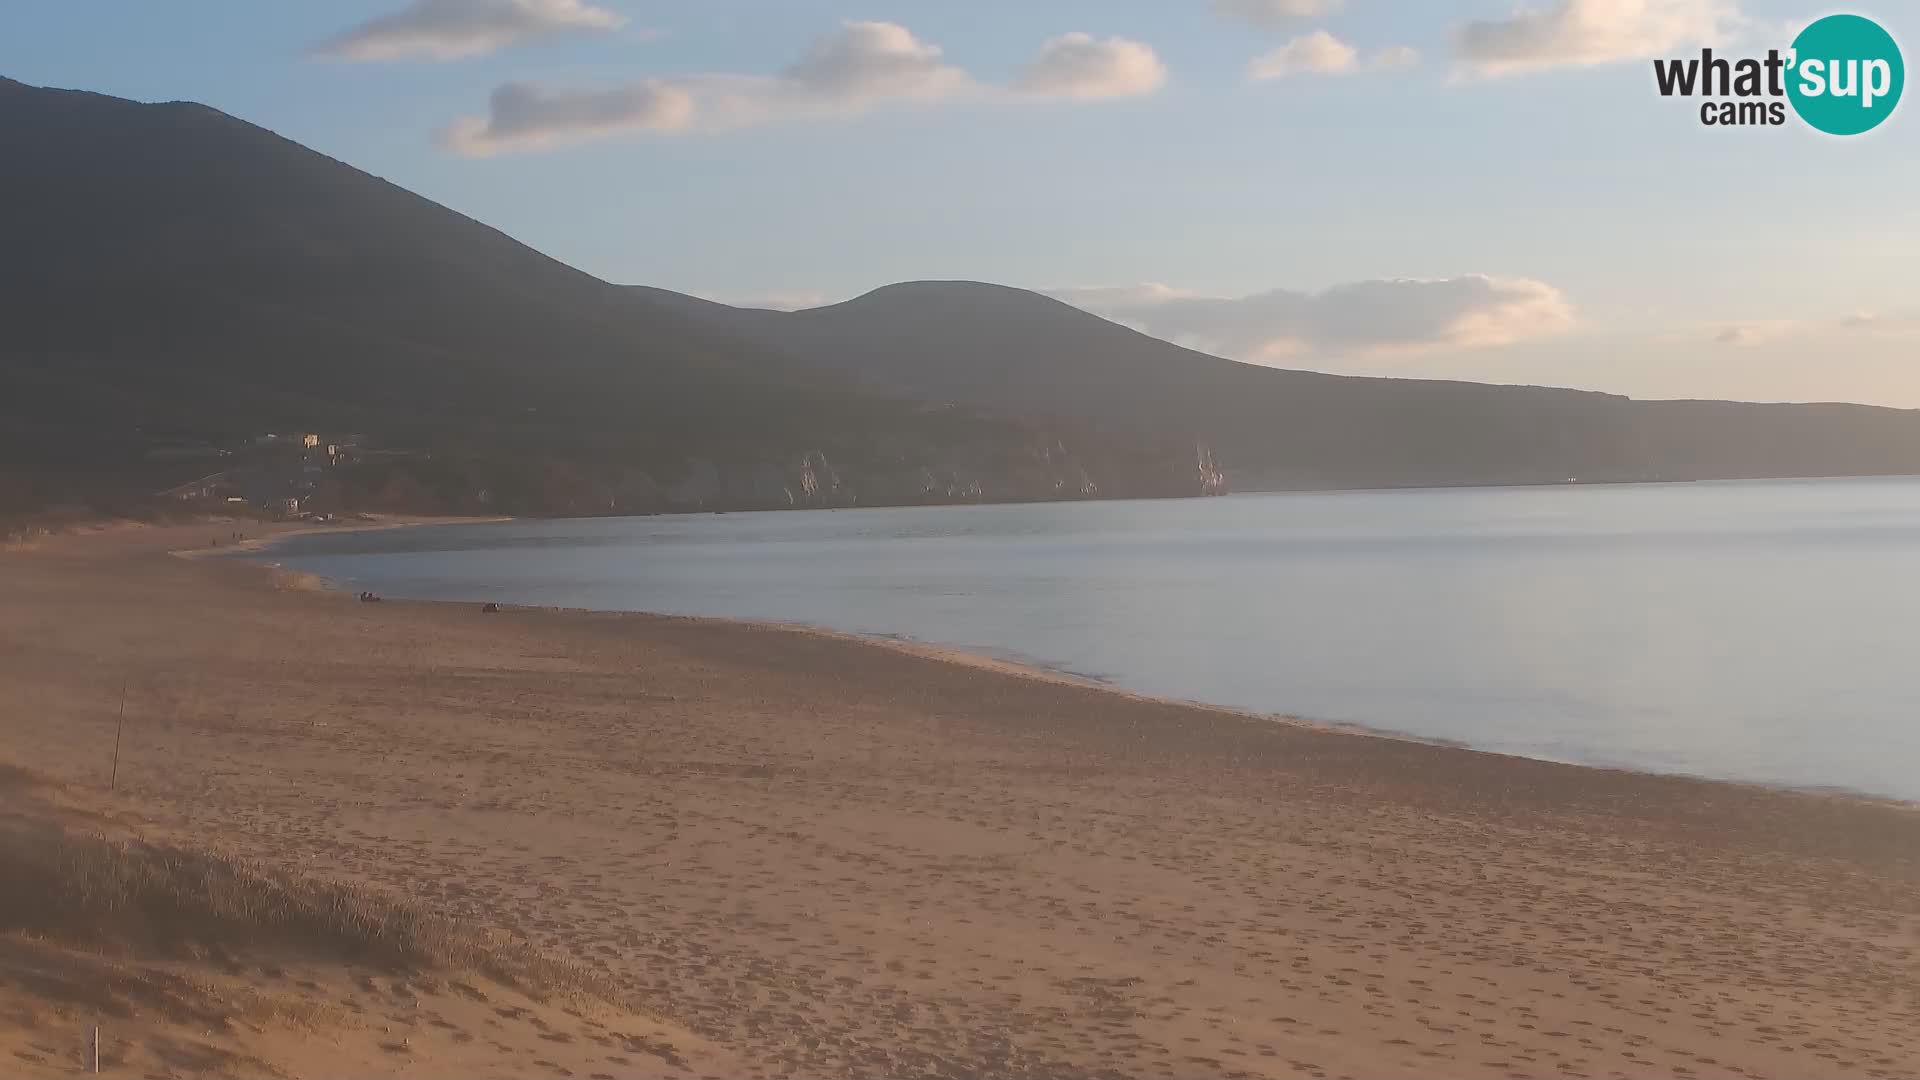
[
  {"x1": 655, "y1": 280, "x2": 1920, "y2": 489},
  {"x1": 0, "y1": 78, "x2": 1142, "y2": 510}
]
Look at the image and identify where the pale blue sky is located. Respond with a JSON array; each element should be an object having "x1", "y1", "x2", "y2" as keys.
[{"x1": 3, "y1": 1, "x2": 1915, "y2": 405}]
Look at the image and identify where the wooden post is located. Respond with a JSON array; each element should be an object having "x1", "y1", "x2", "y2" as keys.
[
  {"x1": 89, "y1": 1025, "x2": 99, "y2": 1072},
  {"x1": 109, "y1": 680, "x2": 127, "y2": 791}
]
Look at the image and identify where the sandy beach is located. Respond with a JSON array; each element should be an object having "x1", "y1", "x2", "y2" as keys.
[{"x1": 2, "y1": 520, "x2": 1917, "y2": 1079}]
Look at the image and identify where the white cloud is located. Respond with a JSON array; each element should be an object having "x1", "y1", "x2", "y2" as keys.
[
  {"x1": 1016, "y1": 33, "x2": 1168, "y2": 101},
  {"x1": 443, "y1": 80, "x2": 697, "y2": 154},
  {"x1": 1052, "y1": 276, "x2": 1576, "y2": 359},
  {"x1": 313, "y1": 0, "x2": 626, "y2": 62},
  {"x1": 1707, "y1": 311, "x2": 1920, "y2": 347},
  {"x1": 1711, "y1": 321, "x2": 1799, "y2": 347},
  {"x1": 779, "y1": 20, "x2": 973, "y2": 103},
  {"x1": 1249, "y1": 34, "x2": 1422, "y2": 79},
  {"x1": 1375, "y1": 45, "x2": 1423, "y2": 69},
  {"x1": 1213, "y1": 0, "x2": 1346, "y2": 27},
  {"x1": 1456, "y1": 0, "x2": 1736, "y2": 76},
  {"x1": 1838, "y1": 311, "x2": 1920, "y2": 338},
  {"x1": 1250, "y1": 31, "x2": 1360, "y2": 78},
  {"x1": 1833, "y1": 310, "x2": 1920, "y2": 334},
  {"x1": 445, "y1": 21, "x2": 1167, "y2": 155}
]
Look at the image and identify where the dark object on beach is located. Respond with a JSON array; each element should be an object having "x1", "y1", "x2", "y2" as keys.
[
  {"x1": 481, "y1": 603, "x2": 500, "y2": 614},
  {"x1": 358, "y1": 591, "x2": 382, "y2": 603}
]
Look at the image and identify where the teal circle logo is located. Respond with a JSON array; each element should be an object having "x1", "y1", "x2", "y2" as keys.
[{"x1": 1786, "y1": 14, "x2": 1904, "y2": 135}]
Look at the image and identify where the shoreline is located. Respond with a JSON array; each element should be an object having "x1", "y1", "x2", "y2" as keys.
[
  {"x1": 171, "y1": 511, "x2": 512, "y2": 559},
  {"x1": 230, "y1": 517, "x2": 1920, "y2": 812}
]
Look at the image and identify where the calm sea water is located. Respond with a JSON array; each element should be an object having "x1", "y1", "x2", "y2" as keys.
[{"x1": 262, "y1": 478, "x2": 1920, "y2": 801}]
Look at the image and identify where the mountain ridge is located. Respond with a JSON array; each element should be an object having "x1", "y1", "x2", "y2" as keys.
[
  {"x1": 4, "y1": 75, "x2": 1919, "y2": 515},
  {"x1": 638, "y1": 279, "x2": 1920, "y2": 490}
]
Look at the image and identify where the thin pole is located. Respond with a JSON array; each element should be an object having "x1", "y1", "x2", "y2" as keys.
[
  {"x1": 109, "y1": 680, "x2": 127, "y2": 791},
  {"x1": 89, "y1": 1025, "x2": 99, "y2": 1072}
]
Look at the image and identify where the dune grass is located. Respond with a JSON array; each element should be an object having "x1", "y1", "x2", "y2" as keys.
[{"x1": 0, "y1": 768, "x2": 596, "y2": 1001}]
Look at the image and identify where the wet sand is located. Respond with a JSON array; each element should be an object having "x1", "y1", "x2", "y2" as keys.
[{"x1": 2, "y1": 521, "x2": 1917, "y2": 1078}]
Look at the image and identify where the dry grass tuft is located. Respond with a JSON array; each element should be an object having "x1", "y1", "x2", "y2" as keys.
[{"x1": 0, "y1": 819, "x2": 597, "y2": 1001}]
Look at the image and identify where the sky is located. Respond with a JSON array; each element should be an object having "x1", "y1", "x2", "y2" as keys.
[{"x1": 2, "y1": 0, "x2": 1916, "y2": 406}]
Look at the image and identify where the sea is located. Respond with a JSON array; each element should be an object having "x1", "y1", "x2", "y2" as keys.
[{"x1": 257, "y1": 476, "x2": 1920, "y2": 802}]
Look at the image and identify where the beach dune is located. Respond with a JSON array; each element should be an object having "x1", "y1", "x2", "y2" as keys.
[{"x1": 1, "y1": 522, "x2": 1916, "y2": 1078}]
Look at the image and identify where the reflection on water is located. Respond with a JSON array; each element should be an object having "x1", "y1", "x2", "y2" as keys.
[{"x1": 265, "y1": 477, "x2": 1920, "y2": 800}]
